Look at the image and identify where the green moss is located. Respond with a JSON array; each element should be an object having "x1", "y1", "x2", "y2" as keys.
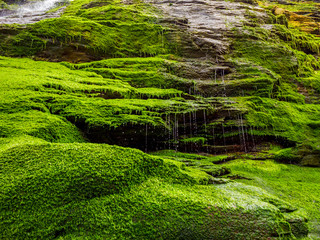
[
  {"x1": 0, "y1": 142, "x2": 306, "y2": 239},
  {"x1": 259, "y1": 0, "x2": 319, "y2": 12},
  {"x1": 0, "y1": 56, "x2": 211, "y2": 143},
  {"x1": 244, "y1": 96, "x2": 320, "y2": 149},
  {"x1": 0, "y1": 0, "x2": 8, "y2": 9},
  {"x1": 0, "y1": 31, "x2": 46, "y2": 57},
  {"x1": 63, "y1": 57, "x2": 192, "y2": 90},
  {"x1": 274, "y1": 147, "x2": 300, "y2": 164},
  {"x1": 0, "y1": 0, "x2": 170, "y2": 58},
  {"x1": 224, "y1": 159, "x2": 320, "y2": 237},
  {"x1": 231, "y1": 24, "x2": 320, "y2": 103},
  {"x1": 181, "y1": 137, "x2": 207, "y2": 144},
  {"x1": 151, "y1": 149, "x2": 208, "y2": 160},
  {"x1": 0, "y1": 111, "x2": 85, "y2": 142}
]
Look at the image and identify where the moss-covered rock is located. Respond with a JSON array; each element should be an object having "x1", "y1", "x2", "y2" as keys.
[
  {"x1": 0, "y1": 0, "x2": 320, "y2": 238},
  {"x1": 0, "y1": 141, "x2": 309, "y2": 239}
]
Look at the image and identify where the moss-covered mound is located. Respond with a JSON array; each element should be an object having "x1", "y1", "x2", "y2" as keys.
[{"x1": 0, "y1": 140, "x2": 309, "y2": 239}]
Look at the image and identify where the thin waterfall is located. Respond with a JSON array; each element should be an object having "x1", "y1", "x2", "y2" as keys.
[
  {"x1": 183, "y1": 113, "x2": 186, "y2": 137},
  {"x1": 189, "y1": 111, "x2": 192, "y2": 137},
  {"x1": 145, "y1": 124, "x2": 148, "y2": 152},
  {"x1": 193, "y1": 111, "x2": 197, "y2": 136},
  {"x1": 221, "y1": 69, "x2": 226, "y2": 97},
  {"x1": 183, "y1": 113, "x2": 187, "y2": 152},
  {"x1": 214, "y1": 69, "x2": 217, "y2": 83},
  {"x1": 238, "y1": 115, "x2": 242, "y2": 149},
  {"x1": 203, "y1": 109, "x2": 209, "y2": 152},
  {"x1": 17, "y1": 0, "x2": 62, "y2": 16},
  {"x1": 168, "y1": 114, "x2": 171, "y2": 150},
  {"x1": 212, "y1": 127, "x2": 216, "y2": 154},
  {"x1": 175, "y1": 114, "x2": 179, "y2": 151},
  {"x1": 0, "y1": 0, "x2": 67, "y2": 24},
  {"x1": 250, "y1": 126, "x2": 256, "y2": 150},
  {"x1": 240, "y1": 114, "x2": 247, "y2": 152},
  {"x1": 221, "y1": 123, "x2": 226, "y2": 153}
]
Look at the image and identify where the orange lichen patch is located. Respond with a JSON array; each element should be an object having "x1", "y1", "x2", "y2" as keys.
[{"x1": 272, "y1": 6, "x2": 320, "y2": 35}]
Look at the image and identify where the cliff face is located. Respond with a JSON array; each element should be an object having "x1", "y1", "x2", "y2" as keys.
[{"x1": 0, "y1": 0, "x2": 319, "y2": 239}]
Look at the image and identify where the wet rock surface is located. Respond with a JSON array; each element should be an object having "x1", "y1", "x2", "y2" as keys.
[
  {"x1": 149, "y1": 0, "x2": 268, "y2": 57},
  {"x1": 0, "y1": 0, "x2": 66, "y2": 24}
]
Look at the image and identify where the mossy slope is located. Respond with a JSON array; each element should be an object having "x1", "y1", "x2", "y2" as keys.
[
  {"x1": 0, "y1": 141, "x2": 307, "y2": 239},
  {"x1": 0, "y1": 0, "x2": 320, "y2": 238}
]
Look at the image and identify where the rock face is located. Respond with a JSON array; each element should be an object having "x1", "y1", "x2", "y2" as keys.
[
  {"x1": 149, "y1": 0, "x2": 268, "y2": 57},
  {"x1": 0, "y1": 0, "x2": 66, "y2": 24}
]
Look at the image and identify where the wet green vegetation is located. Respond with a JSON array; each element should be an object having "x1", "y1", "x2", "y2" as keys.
[
  {"x1": 0, "y1": 0, "x2": 169, "y2": 59},
  {"x1": 225, "y1": 158, "x2": 320, "y2": 238},
  {"x1": 0, "y1": 0, "x2": 320, "y2": 238},
  {"x1": 0, "y1": 142, "x2": 313, "y2": 239}
]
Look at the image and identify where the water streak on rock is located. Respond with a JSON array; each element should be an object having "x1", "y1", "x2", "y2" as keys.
[{"x1": 0, "y1": 0, "x2": 67, "y2": 24}]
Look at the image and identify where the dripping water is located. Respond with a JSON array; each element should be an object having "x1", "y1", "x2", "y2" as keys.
[
  {"x1": 221, "y1": 123, "x2": 226, "y2": 153},
  {"x1": 193, "y1": 111, "x2": 197, "y2": 136},
  {"x1": 239, "y1": 114, "x2": 247, "y2": 152},
  {"x1": 221, "y1": 69, "x2": 226, "y2": 97},
  {"x1": 189, "y1": 111, "x2": 192, "y2": 137},
  {"x1": 168, "y1": 114, "x2": 171, "y2": 150},
  {"x1": 175, "y1": 113, "x2": 179, "y2": 151},
  {"x1": 250, "y1": 126, "x2": 256, "y2": 151},
  {"x1": 145, "y1": 124, "x2": 148, "y2": 152},
  {"x1": 203, "y1": 109, "x2": 209, "y2": 152},
  {"x1": 214, "y1": 69, "x2": 217, "y2": 83},
  {"x1": 212, "y1": 127, "x2": 216, "y2": 154},
  {"x1": 183, "y1": 113, "x2": 187, "y2": 152}
]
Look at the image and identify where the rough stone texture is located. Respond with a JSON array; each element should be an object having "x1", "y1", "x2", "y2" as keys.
[
  {"x1": 150, "y1": 0, "x2": 268, "y2": 58},
  {"x1": 0, "y1": 0, "x2": 66, "y2": 24}
]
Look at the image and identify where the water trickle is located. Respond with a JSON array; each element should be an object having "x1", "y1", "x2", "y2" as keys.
[
  {"x1": 174, "y1": 113, "x2": 179, "y2": 151},
  {"x1": 193, "y1": 111, "x2": 198, "y2": 136},
  {"x1": 0, "y1": 0, "x2": 67, "y2": 24},
  {"x1": 221, "y1": 69, "x2": 226, "y2": 97},
  {"x1": 183, "y1": 113, "x2": 187, "y2": 152},
  {"x1": 221, "y1": 123, "x2": 226, "y2": 153},
  {"x1": 183, "y1": 113, "x2": 186, "y2": 136},
  {"x1": 212, "y1": 127, "x2": 215, "y2": 149},
  {"x1": 214, "y1": 69, "x2": 217, "y2": 83},
  {"x1": 203, "y1": 109, "x2": 209, "y2": 152},
  {"x1": 240, "y1": 115, "x2": 247, "y2": 152},
  {"x1": 145, "y1": 124, "x2": 148, "y2": 152},
  {"x1": 238, "y1": 114, "x2": 247, "y2": 152},
  {"x1": 250, "y1": 126, "x2": 256, "y2": 150},
  {"x1": 189, "y1": 111, "x2": 192, "y2": 137},
  {"x1": 168, "y1": 114, "x2": 171, "y2": 150},
  {"x1": 221, "y1": 69, "x2": 225, "y2": 84},
  {"x1": 203, "y1": 109, "x2": 207, "y2": 133}
]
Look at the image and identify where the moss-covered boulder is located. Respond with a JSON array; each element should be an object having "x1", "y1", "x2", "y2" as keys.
[{"x1": 0, "y1": 141, "x2": 309, "y2": 239}]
